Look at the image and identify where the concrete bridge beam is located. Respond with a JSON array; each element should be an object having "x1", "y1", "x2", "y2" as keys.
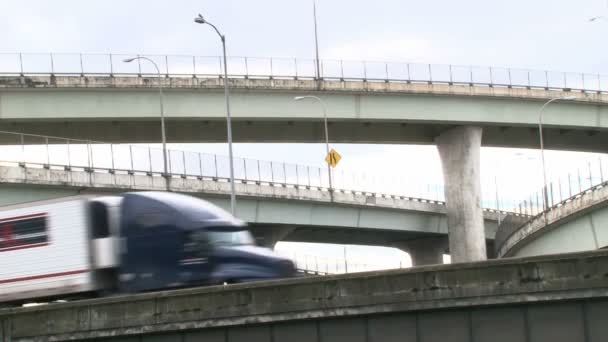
[{"x1": 436, "y1": 126, "x2": 486, "y2": 263}]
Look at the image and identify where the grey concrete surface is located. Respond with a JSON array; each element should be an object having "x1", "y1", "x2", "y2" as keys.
[
  {"x1": 498, "y1": 181, "x2": 608, "y2": 257},
  {"x1": 1, "y1": 76, "x2": 608, "y2": 151},
  {"x1": 393, "y1": 237, "x2": 448, "y2": 265},
  {"x1": 2, "y1": 250, "x2": 608, "y2": 342},
  {"x1": 436, "y1": 126, "x2": 486, "y2": 263}
]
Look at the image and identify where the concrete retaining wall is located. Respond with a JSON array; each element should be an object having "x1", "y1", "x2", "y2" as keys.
[{"x1": 2, "y1": 250, "x2": 608, "y2": 341}]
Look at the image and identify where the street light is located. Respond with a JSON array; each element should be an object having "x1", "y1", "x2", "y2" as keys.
[
  {"x1": 538, "y1": 95, "x2": 576, "y2": 219},
  {"x1": 194, "y1": 13, "x2": 237, "y2": 216},
  {"x1": 294, "y1": 95, "x2": 333, "y2": 198},
  {"x1": 123, "y1": 56, "x2": 169, "y2": 184}
]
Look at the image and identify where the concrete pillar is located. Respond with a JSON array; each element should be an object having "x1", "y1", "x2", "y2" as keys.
[
  {"x1": 251, "y1": 226, "x2": 295, "y2": 249},
  {"x1": 394, "y1": 237, "x2": 447, "y2": 266},
  {"x1": 435, "y1": 126, "x2": 486, "y2": 263}
]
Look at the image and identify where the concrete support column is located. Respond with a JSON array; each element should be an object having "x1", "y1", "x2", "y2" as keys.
[
  {"x1": 251, "y1": 226, "x2": 296, "y2": 249},
  {"x1": 394, "y1": 237, "x2": 447, "y2": 266},
  {"x1": 436, "y1": 126, "x2": 486, "y2": 263}
]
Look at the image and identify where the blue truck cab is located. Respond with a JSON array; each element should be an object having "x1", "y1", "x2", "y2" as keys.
[{"x1": 115, "y1": 192, "x2": 295, "y2": 293}]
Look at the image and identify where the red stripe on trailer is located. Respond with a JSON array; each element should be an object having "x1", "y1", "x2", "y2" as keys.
[
  {"x1": 0, "y1": 213, "x2": 47, "y2": 224},
  {"x1": 0, "y1": 242, "x2": 49, "y2": 253},
  {"x1": 0, "y1": 269, "x2": 88, "y2": 284}
]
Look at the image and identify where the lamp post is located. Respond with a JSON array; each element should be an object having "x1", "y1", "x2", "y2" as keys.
[
  {"x1": 194, "y1": 13, "x2": 236, "y2": 216},
  {"x1": 123, "y1": 56, "x2": 169, "y2": 183},
  {"x1": 538, "y1": 96, "x2": 576, "y2": 219},
  {"x1": 294, "y1": 95, "x2": 333, "y2": 198},
  {"x1": 312, "y1": 0, "x2": 322, "y2": 88}
]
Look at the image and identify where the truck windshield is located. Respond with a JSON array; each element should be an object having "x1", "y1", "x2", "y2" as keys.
[{"x1": 207, "y1": 229, "x2": 254, "y2": 247}]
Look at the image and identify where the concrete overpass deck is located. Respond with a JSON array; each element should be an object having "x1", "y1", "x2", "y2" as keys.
[
  {"x1": 1, "y1": 74, "x2": 608, "y2": 151},
  {"x1": 2, "y1": 249, "x2": 608, "y2": 342},
  {"x1": 497, "y1": 181, "x2": 608, "y2": 258}
]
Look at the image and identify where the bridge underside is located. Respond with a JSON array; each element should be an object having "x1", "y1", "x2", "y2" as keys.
[{"x1": 1, "y1": 120, "x2": 608, "y2": 152}]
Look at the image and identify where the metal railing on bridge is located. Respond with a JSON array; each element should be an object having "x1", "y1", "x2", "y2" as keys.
[
  {"x1": 512, "y1": 157, "x2": 608, "y2": 217},
  {"x1": 1, "y1": 52, "x2": 607, "y2": 93},
  {"x1": 0, "y1": 130, "x2": 449, "y2": 203}
]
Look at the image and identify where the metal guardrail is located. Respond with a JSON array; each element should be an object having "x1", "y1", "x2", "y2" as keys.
[{"x1": 1, "y1": 52, "x2": 607, "y2": 93}]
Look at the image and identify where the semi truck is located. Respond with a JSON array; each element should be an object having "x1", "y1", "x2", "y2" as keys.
[{"x1": 0, "y1": 191, "x2": 296, "y2": 304}]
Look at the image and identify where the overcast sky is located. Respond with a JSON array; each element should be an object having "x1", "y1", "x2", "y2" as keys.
[{"x1": 3, "y1": 0, "x2": 608, "y2": 269}]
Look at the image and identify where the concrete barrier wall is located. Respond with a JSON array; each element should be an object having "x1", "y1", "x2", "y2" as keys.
[{"x1": 2, "y1": 250, "x2": 608, "y2": 341}]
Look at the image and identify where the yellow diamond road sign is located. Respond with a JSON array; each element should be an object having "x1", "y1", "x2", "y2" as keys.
[{"x1": 325, "y1": 149, "x2": 342, "y2": 168}]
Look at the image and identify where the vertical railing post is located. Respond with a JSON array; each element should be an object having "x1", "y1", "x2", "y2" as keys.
[
  {"x1": 577, "y1": 168, "x2": 583, "y2": 193},
  {"x1": 192, "y1": 56, "x2": 197, "y2": 77},
  {"x1": 182, "y1": 151, "x2": 186, "y2": 177},
  {"x1": 148, "y1": 147, "x2": 153, "y2": 174},
  {"x1": 243, "y1": 159, "x2": 248, "y2": 182},
  {"x1": 257, "y1": 160, "x2": 261, "y2": 184},
  {"x1": 489, "y1": 67, "x2": 493, "y2": 86},
  {"x1": 137, "y1": 54, "x2": 142, "y2": 76},
  {"x1": 568, "y1": 173, "x2": 573, "y2": 198},
  {"x1": 469, "y1": 65, "x2": 474, "y2": 85},
  {"x1": 449, "y1": 65, "x2": 453, "y2": 84},
  {"x1": 307, "y1": 166, "x2": 311, "y2": 188},
  {"x1": 363, "y1": 61, "x2": 367, "y2": 80},
  {"x1": 66, "y1": 139, "x2": 71, "y2": 169},
  {"x1": 45, "y1": 137, "x2": 50, "y2": 167},
  {"x1": 129, "y1": 145, "x2": 134, "y2": 172},
  {"x1": 244, "y1": 57, "x2": 249, "y2": 78},
  {"x1": 549, "y1": 183, "x2": 554, "y2": 207},
  {"x1": 282, "y1": 163, "x2": 287, "y2": 185},
  {"x1": 109, "y1": 54, "x2": 114, "y2": 76},
  {"x1": 598, "y1": 74, "x2": 602, "y2": 93},
  {"x1": 406, "y1": 63, "x2": 411, "y2": 83},
  {"x1": 269, "y1": 58, "x2": 273, "y2": 78},
  {"x1": 19, "y1": 53, "x2": 24, "y2": 76},
  {"x1": 50, "y1": 53, "x2": 55, "y2": 75},
  {"x1": 527, "y1": 70, "x2": 531, "y2": 88},
  {"x1": 295, "y1": 165, "x2": 300, "y2": 187},
  {"x1": 110, "y1": 144, "x2": 115, "y2": 171},
  {"x1": 508, "y1": 68, "x2": 512, "y2": 87},
  {"x1": 214, "y1": 155, "x2": 219, "y2": 179},
  {"x1": 20, "y1": 133, "x2": 25, "y2": 165},
  {"x1": 165, "y1": 55, "x2": 170, "y2": 76},
  {"x1": 198, "y1": 153, "x2": 203, "y2": 178},
  {"x1": 270, "y1": 162, "x2": 275, "y2": 184},
  {"x1": 428, "y1": 64, "x2": 432, "y2": 84},
  {"x1": 385, "y1": 62, "x2": 389, "y2": 81},
  {"x1": 545, "y1": 70, "x2": 549, "y2": 89},
  {"x1": 340, "y1": 60, "x2": 344, "y2": 80},
  {"x1": 294, "y1": 58, "x2": 298, "y2": 79},
  {"x1": 85, "y1": 140, "x2": 92, "y2": 170},
  {"x1": 79, "y1": 53, "x2": 84, "y2": 76}
]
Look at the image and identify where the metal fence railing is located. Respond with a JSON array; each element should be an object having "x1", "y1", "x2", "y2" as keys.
[
  {"x1": 0, "y1": 130, "x2": 450, "y2": 204},
  {"x1": 1, "y1": 52, "x2": 606, "y2": 93},
  {"x1": 511, "y1": 157, "x2": 608, "y2": 217}
]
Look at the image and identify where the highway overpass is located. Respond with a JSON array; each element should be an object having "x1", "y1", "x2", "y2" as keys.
[
  {"x1": 2, "y1": 250, "x2": 608, "y2": 342},
  {"x1": 1, "y1": 76, "x2": 608, "y2": 151},
  {"x1": 0, "y1": 163, "x2": 506, "y2": 265},
  {"x1": 497, "y1": 178, "x2": 608, "y2": 258},
  {"x1": 5, "y1": 54, "x2": 606, "y2": 264}
]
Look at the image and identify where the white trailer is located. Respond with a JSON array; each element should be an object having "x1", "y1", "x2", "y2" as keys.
[
  {"x1": 0, "y1": 196, "x2": 96, "y2": 302},
  {"x1": 0, "y1": 195, "x2": 123, "y2": 303}
]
